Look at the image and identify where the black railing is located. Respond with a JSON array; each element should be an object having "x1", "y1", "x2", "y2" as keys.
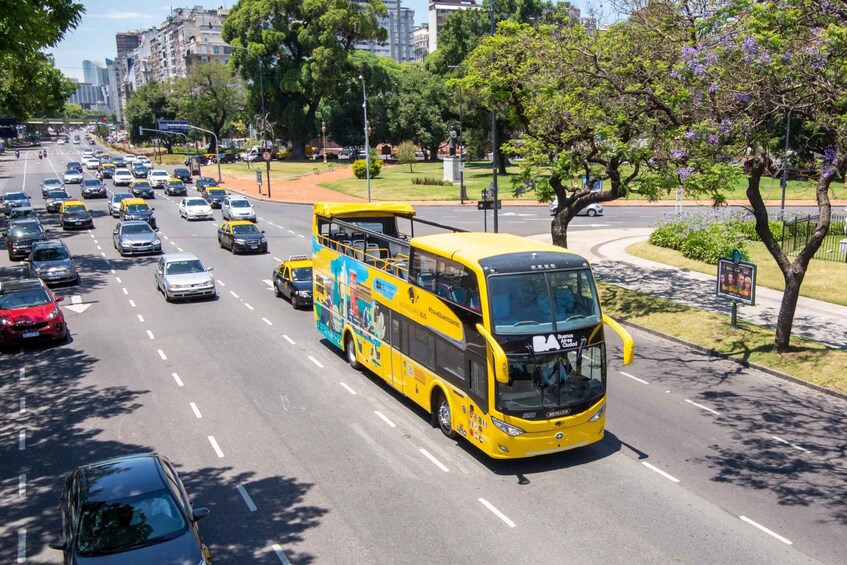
[{"x1": 781, "y1": 212, "x2": 847, "y2": 263}]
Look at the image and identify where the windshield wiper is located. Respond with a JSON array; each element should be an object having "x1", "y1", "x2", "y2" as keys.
[{"x1": 565, "y1": 338, "x2": 587, "y2": 384}]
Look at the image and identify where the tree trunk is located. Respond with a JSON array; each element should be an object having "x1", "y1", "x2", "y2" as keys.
[
  {"x1": 551, "y1": 210, "x2": 571, "y2": 248},
  {"x1": 498, "y1": 147, "x2": 509, "y2": 175}
]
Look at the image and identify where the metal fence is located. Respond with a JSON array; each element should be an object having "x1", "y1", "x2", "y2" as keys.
[{"x1": 781, "y1": 212, "x2": 847, "y2": 263}]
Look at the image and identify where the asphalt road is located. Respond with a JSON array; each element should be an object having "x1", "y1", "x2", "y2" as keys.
[{"x1": 1, "y1": 142, "x2": 844, "y2": 564}]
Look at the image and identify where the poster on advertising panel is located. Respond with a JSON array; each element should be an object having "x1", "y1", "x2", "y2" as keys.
[{"x1": 716, "y1": 258, "x2": 756, "y2": 306}]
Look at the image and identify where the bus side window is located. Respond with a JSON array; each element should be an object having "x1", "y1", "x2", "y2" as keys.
[{"x1": 469, "y1": 356, "x2": 487, "y2": 408}]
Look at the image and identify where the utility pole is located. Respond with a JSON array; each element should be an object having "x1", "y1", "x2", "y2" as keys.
[{"x1": 490, "y1": 3, "x2": 499, "y2": 233}]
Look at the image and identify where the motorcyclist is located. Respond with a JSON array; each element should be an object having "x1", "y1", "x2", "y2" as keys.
[
  {"x1": 43, "y1": 148, "x2": 47, "y2": 157},
  {"x1": 38, "y1": 151, "x2": 43, "y2": 159},
  {"x1": 15, "y1": 150, "x2": 20, "y2": 159}
]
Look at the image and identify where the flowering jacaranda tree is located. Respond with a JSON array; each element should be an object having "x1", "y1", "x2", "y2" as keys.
[{"x1": 670, "y1": 0, "x2": 847, "y2": 352}]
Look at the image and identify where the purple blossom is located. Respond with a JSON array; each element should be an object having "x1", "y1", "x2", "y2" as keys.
[
  {"x1": 677, "y1": 167, "x2": 695, "y2": 181},
  {"x1": 670, "y1": 148, "x2": 688, "y2": 160},
  {"x1": 824, "y1": 147, "x2": 836, "y2": 164},
  {"x1": 708, "y1": 84, "x2": 718, "y2": 94},
  {"x1": 564, "y1": 111, "x2": 571, "y2": 118},
  {"x1": 684, "y1": 129, "x2": 697, "y2": 139},
  {"x1": 742, "y1": 35, "x2": 759, "y2": 62},
  {"x1": 735, "y1": 92, "x2": 751, "y2": 103},
  {"x1": 707, "y1": 134, "x2": 719, "y2": 145},
  {"x1": 719, "y1": 119, "x2": 733, "y2": 133},
  {"x1": 648, "y1": 157, "x2": 657, "y2": 166}
]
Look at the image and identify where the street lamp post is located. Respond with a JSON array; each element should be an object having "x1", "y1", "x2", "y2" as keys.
[
  {"x1": 489, "y1": 4, "x2": 499, "y2": 232},
  {"x1": 448, "y1": 65, "x2": 467, "y2": 204},
  {"x1": 322, "y1": 120, "x2": 327, "y2": 165},
  {"x1": 359, "y1": 74, "x2": 371, "y2": 202}
]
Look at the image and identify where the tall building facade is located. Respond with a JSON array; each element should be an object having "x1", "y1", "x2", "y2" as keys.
[
  {"x1": 115, "y1": 31, "x2": 142, "y2": 125},
  {"x1": 354, "y1": 0, "x2": 416, "y2": 63},
  {"x1": 413, "y1": 24, "x2": 429, "y2": 61},
  {"x1": 82, "y1": 60, "x2": 110, "y2": 86},
  {"x1": 428, "y1": 0, "x2": 480, "y2": 53},
  {"x1": 67, "y1": 80, "x2": 110, "y2": 111}
]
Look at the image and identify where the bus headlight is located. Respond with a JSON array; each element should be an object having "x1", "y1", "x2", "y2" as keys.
[
  {"x1": 490, "y1": 415, "x2": 525, "y2": 436},
  {"x1": 588, "y1": 404, "x2": 606, "y2": 422}
]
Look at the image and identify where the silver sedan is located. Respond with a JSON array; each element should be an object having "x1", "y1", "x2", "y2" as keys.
[
  {"x1": 179, "y1": 197, "x2": 214, "y2": 221},
  {"x1": 154, "y1": 253, "x2": 216, "y2": 302}
]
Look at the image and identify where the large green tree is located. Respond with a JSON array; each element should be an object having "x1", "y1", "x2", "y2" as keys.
[
  {"x1": 177, "y1": 63, "x2": 246, "y2": 151},
  {"x1": 387, "y1": 63, "x2": 452, "y2": 162},
  {"x1": 223, "y1": 0, "x2": 387, "y2": 158},
  {"x1": 125, "y1": 82, "x2": 180, "y2": 153}
]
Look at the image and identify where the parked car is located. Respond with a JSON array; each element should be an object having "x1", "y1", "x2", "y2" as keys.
[
  {"x1": 6, "y1": 218, "x2": 47, "y2": 260},
  {"x1": 0, "y1": 278, "x2": 67, "y2": 345},
  {"x1": 155, "y1": 253, "x2": 216, "y2": 301},
  {"x1": 221, "y1": 195, "x2": 256, "y2": 222},
  {"x1": 217, "y1": 220, "x2": 267, "y2": 254},
  {"x1": 172, "y1": 167, "x2": 192, "y2": 183},
  {"x1": 49, "y1": 453, "x2": 211, "y2": 563},
  {"x1": 28, "y1": 240, "x2": 79, "y2": 285},
  {"x1": 81, "y1": 178, "x2": 107, "y2": 199},
  {"x1": 217, "y1": 152, "x2": 237, "y2": 164},
  {"x1": 178, "y1": 197, "x2": 214, "y2": 221},
  {"x1": 130, "y1": 179, "x2": 155, "y2": 199},
  {"x1": 3, "y1": 191, "x2": 31, "y2": 215},
  {"x1": 272, "y1": 255, "x2": 313, "y2": 308},
  {"x1": 44, "y1": 189, "x2": 71, "y2": 213},
  {"x1": 41, "y1": 178, "x2": 65, "y2": 197},
  {"x1": 165, "y1": 179, "x2": 188, "y2": 196},
  {"x1": 113, "y1": 168, "x2": 134, "y2": 186},
  {"x1": 113, "y1": 220, "x2": 162, "y2": 256},
  {"x1": 60, "y1": 200, "x2": 94, "y2": 230},
  {"x1": 120, "y1": 198, "x2": 157, "y2": 229}
]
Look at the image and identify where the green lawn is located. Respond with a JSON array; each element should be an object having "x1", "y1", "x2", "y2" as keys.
[
  {"x1": 627, "y1": 240, "x2": 847, "y2": 306},
  {"x1": 221, "y1": 160, "x2": 341, "y2": 181},
  {"x1": 600, "y1": 284, "x2": 847, "y2": 394}
]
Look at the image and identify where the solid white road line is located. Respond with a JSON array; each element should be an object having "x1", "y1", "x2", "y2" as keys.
[
  {"x1": 245, "y1": 303, "x2": 254, "y2": 310},
  {"x1": 229, "y1": 291, "x2": 239, "y2": 298},
  {"x1": 129, "y1": 300, "x2": 136, "y2": 307},
  {"x1": 340, "y1": 382, "x2": 357, "y2": 395},
  {"x1": 739, "y1": 516, "x2": 792, "y2": 545},
  {"x1": 642, "y1": 461, "x2": 680, "y2": 483},
  {"x1": 146, "y1": 330, "x2": 155, "y2": 340},
  {"x1": 208, "y1": 436, "x2": 225, "y2": 458},
  {"x1": 19, "y1": 429, "x2": 26, "y2": 451},
  {"x1": 17, "y1": 529, "x2": 26, "y2": 564},
  {"x1": 419, "y1": 449, "x2": 449, "y2": 473},
  {"x1": 374, "y1": 411, "x2": 397, "y2": 428},
  {"x1": 236, "y1": 485, "x2": 258, "y2": 512},
  {"x1": 262, "y1": 317, "x2": 273, "y2": 326},
  {"x1": 172, "y1": 373, "x2": 184, "y2": 387},
  {"x1": 158, "y1": 349, "x2": 167, "y2": 360},
  {"x1": 620, "y1": 371, "x2": 649, "y2": 384},
  {"x1": 137, "y1": 315, "x2": 144, "y2": 322},
  {"x1": 18, "y1": 474, "x2": 26, "y2": 498},
  {"x1": 190, "y1": 402, "x2": 203, "y2": 419},
  {"x1": 308, "y1": 356, "x2": 323, "y2": 368},
  {"x1": 478, "y1": 498, "x2": 516, "y2": 528},
  {"x1": 272, "y1": 544, "x2": 292, "y2": 564},
  {"x1": 20, "y1": 397, "x2": 25, "y2": 414},
  {"x1": 283, "y1": 335, "x2": 295, "y2": 345},
  {"x1": 685, "y1": 399, "x2": 721, "y2": 415}
]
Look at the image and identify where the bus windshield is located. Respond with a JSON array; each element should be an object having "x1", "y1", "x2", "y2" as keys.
[
  {"x1": 487, "y1": 269, "x2": 601, "y2": 334},
  {"x1": 497, "y1": 343, "x2": 605, "y2": 413}
]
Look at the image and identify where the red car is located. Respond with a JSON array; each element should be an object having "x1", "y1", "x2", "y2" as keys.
[{"x1": 0, "y1": 279, "x2": 68, "y2": 345}]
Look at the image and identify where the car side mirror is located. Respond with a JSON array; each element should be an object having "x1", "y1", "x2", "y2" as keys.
[
  {"x1": 261, "y1": 230, "x2": 266, "y2": 234},
  {"x1": 192, "y1": 507, "x2": 211, "y2": 522},
  {"x1": 206, "y1": 267, "x2": 214, "y2": 272},
  {"x1": 55, "y1": 295, "x2": 64, "y2": 302},
  {"x1": 49, "y1": 539, "x2": 68, "y2": 551}
]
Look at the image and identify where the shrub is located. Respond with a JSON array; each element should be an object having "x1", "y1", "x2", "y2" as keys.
[
  {"x1": 397, "y1": 141, "x2": 417, "y2": 172},
  {"x1": 411, "y1": 177, "x2": 452, "y2": 186},
  {"x1": 650, "y1": 210, "x2": 748, "y2": 264},
  {"x1": 352, "y1": 157, "x2": 382, "y2": 179}
]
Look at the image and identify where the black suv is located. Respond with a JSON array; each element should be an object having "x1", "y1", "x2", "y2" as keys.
[
  {"x1": 7, "y1": 219, "x2": 47, "y2": 260},
  {"x1": 173, "y1": 167, "x2": 192, "y2": 183},
  {"x1": 131, "y1": 162, "x2": 149, "y2": 178},
  {"x1": 218, "y1": 152, "x2": 237, "y2": 164}
]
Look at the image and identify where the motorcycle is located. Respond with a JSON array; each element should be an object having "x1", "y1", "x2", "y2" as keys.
[
  {"x1": 15, "y1": 150, "x2": 20, "y2": 159},
  {"x1": 43, "y1": 149, "x2": 47, "y2": 157},
  {"x1": 38, "y1": 151, "x2": 43, "y2": 160}
]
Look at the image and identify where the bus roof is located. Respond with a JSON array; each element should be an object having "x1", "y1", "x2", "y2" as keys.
[
  {"x1": 313, "y1": 202, "x2": 416, "y2": 219},
  {"x1": 412, "y1": 232, "x2": 587, "y2": 266}
]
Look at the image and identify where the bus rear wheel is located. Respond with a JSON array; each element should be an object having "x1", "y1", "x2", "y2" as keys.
[
  {"x1": 345, "y1": 334, "x2": 362, "y2": 370},
  {"x1": 435, "y1": 391, "x2": 458, "y2": 439}
]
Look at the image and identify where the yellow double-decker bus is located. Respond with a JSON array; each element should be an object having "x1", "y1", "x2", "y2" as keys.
[{"x1": 311, "y1": 202, "x2": 633, "y2": 459}]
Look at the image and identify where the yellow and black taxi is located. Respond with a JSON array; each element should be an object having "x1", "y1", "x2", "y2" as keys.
[
  {"x1": 272, "y1": 255, "x2": 313, "y2": 308},
  {"x1": 60, "y1": 200, "x2": 94, "y2": 230},
  {"x1": 97, "y1": 162, "x2": 116, "y2": 179},
  {"x1": 202, "y1": 187, "x2": 227, "y2": 208},
  {"x1": 217, "y1": 221, "x2": 267, "y2": 254},
  {"x1": 119, "y1": 198, "x2": 157, "y2": 229},
  {"x1": 130, "y1": 178, "x2": 155, "y2": 199},
  {"x1": 164, "y1": 177, "x2": 188, "y2": 197}
]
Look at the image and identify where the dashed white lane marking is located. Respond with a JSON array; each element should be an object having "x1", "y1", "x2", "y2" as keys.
[
  {"x1": 245, "y1": 303, "x2": 254, "y2": 310},
  {"x1": 110, "y1": 269, "x2": 116, "y2": 274},
  {"x1": 283, "y1": 335, "x2": 295, "y2": 345},
  {"x1": 308, "y1": 356, "x2": 323, "y2": 368},
  {"x1": 129, "y1": 300, "x2": 136, "y2": 307},
  {"x1": 685, "y1": 399, "x2": 721, "y2": 415},
  {"x1": 420, "y1": 449, "x2": 450, "y2": 473},
  {"x1": 208, "y1": 436, "x2": 225, "y2": 458},
  {"x1": 620, "y1": 371, "x2": 648, "y2": 384},
  {"x1": 272, "y1": 544, "x2": 292, "y2": 564},
  {"x1": 236, "y1": 485, "x2": 258, "y2": 512},
  {"x1": 739, "y1": 516, "x2": 792, "y2": 545},
  {"x1": 479, "y1": 498, "x2": 516, "y2": 528},
  {"x1": 19, "y1": 397, "x2": 25, "y2": 413},
  {"x1": 217, "y1": 280, "x2": 225, "y2": 286},
  {"x1": 172, "y1": 373, "x2": 184, "y2": 387},
  {"x1": 190, "y1": 402, "x2": 203, "y2": 419},
  {"x1": 170, "y1": 241, "x2": 177, "y2": 246},
  {"x1": 287, "y1": 229, "x2": 295, "y2": 234},
  {"x1": 273, "y1": 257, "x2": 281, "y2": 262},
  {"x1": 162, "y1": 235, "x2": 169, "y2": 240},
  {"x1": 772, "y1": 435, "x2": 811, "y2": 453},
  {"x1": 297, "y1": 233, "x2": 304, "y2": 238},
  {"x1": 262, "y1": 279, "x2": 273, "y2": 286},
  {"x1": 158, "y1": 349, "x2": 167, "y2": 360},
  {"x1": 89, "y1": 233, "x2": 95, "y2": 239},
  {"x1": 115, "y1": 276, "x2": 122, "y2": 283},
  {"x1": 146, "y1": 330, "x2": 155, "y2": 340},
  {"x1": 137, "y1": 315, "x2": 144, "y2": 322},
  {"x1": 642, "y1": 461, "x2": 680, "y2": 483},
  {"x1": 19, "y1": 429, "x2": 26, "y2": 451},
  {"x1": 229, "y1": 291, "x2": 239, "y2": 298},
  {"x1": 18, "y1": 474, "x2": 26, "y2": 498},
  {"x1": 177, "y1": 247, "x2": 183, "y2": 252},
  {"x1": 262, "y1": 317, "x2": 273, "y2": 326},
  {"x1": 122, "y1": 287, "x2": 128, "y2": 295},
  {"x1": 96, "y1": 245, "x2": 102, "y2": 251},
  {"x1": 374, "y1": 411, "x2": 397, "y2": 428},
  {"x1": 17, "y1": 529, "x2": 26, "y2": 563},
  {"x1": 101, "y1": 252, "x2": 106, "y2": 257},
  {"x1": 93, "y1": 239, "x2": 98, "y2": 244},
  {"x1": 19, "y1": 367, "x2": 25, "y2": 381},
  {"x1": 340, "y1": 382, "x2": 357, "y2": 395}
]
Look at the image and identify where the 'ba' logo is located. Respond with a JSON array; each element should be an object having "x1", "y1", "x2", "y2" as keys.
[{"x1": 533, "y1": 335, "x2": 560, "y2": 353}]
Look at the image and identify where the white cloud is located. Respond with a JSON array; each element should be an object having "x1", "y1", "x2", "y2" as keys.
[{"x1": 88, "y1": 11, "x2": 151, "y2": 20}]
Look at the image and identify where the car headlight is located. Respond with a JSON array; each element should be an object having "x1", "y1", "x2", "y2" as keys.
[
  {"x1": 0, "y1": 317, "x2": 11, "y2": 325},
  {"x1": 169, "y1": 284, "x2": 186, "y2": 290},
  {"x1": 121, "y1": 241, "x2": 132, "y2": 247},
  {"x1": 202, "y1": 281, "x2": 215, "y2": 288},
  {"x1": 152, "y1": 239, "x2": 161, "y2": 245},
  {"x1": 297, "y1": 290, "x2": 311, "y2": 297},
  {"x1": 490, "y1": 415, "x2": 525, "y2": 437},
  {"x1": 260, "y1": 237, "x2": 267, "y2": 243},
  {"x1": 588, "y1": 404, "x2": 606, "y2": 422},
  {"x1": 47, "y1": 306, "x2": 61, "y2": 320},
  {"x1": 234, "y1": 238, "x2": 247, "y2": 244}
]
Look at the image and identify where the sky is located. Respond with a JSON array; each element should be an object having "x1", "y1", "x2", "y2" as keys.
[{"x1": 49, "y1": 0, "x2": 594, "y2": 82}]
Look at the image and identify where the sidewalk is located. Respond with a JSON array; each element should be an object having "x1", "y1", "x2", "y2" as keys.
[{"x1": 531, "y1": 228, "x2": 847, "y2": 350}]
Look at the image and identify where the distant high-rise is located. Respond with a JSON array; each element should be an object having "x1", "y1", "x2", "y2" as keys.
[
  {"x1": 428, "y1": 0, "x2": 481, "y2": 53},
  {"x1": 353, "y1": 0, "x2": 416, "y2": 63},
  {"x1": 82, "y1": 60, "x2": 110, "y2": 86},
  {"x1": 115, "y1": 32, "x2": 142, "y2": 125}
]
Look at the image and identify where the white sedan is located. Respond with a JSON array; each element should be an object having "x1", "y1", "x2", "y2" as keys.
[
  {"x1": 148, "y1": 169, "x2": 170, "y2": 188},
  {"x1": 113, "y1": 168, "x2": 134, "y2": 186},
  {"x1": 124, "y1": 154, "x2": 136, "y2": 164},
  {"x1": 179, "y1": 197, "x2": 214, "y2": 221},
  {"x1": 84, "y1": 157, "x2": 100, "y2": 170}
]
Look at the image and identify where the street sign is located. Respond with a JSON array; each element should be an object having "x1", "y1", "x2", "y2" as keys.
[
  {"x1": 157, "y1": 120, "x2": 190, "y2": 133},
  {"x1": 262, "y1": 150, "x2": 272, "y2": 162},
  {"x1": 138, "y1": 126, "x2": 143, "y2": 136},
  {"x1": 256, "y1": 168, "x2": 262, "y2": 187}
]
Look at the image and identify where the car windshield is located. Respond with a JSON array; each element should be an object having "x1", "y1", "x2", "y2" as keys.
[
  {"x1": 0, "y1": 288, "x2": 52, "y2": 309},
  {"x1": 292, "y1": 267, "x2": 312, "y2": 281},
  {"x1": 122, "y1": 223, "x2": 153, "y2": 235},
  {"x1": 46, "y1": 190, "x2": 68, "y2": 198},
  {"x1": 126, "y1": 204, "x2": 150, "y2": 213},
  {"x1": 133, "y1": 182, "x2": 150, "y2": 188},
  {"x1": 185, "y1": 199, "x2": 206, "y2": 207},
  {"x1": 169, "y1": 181, "x2": 184, "y2": 187},
  {"x1": 44, "y1": 179, "x2": 61, "y2": 185},
  {"x1": 64, "y1": 205, "x2": 86, "y2": 213},
  {"x1": 231, "y1": 200, "x2": 250, "y2": 208},
  {"x1": 64, "y1": 170, "x2": 78, "y2": 175},
  {"x1": 208, "y1": 190, "x2": 225, "y2": 196},
  {"x1": 32, "y1": 247, "x2": 69, "y2": 261},
  {"x1": 175, "y1": 169, "x2": 188, "y2": 175},
  {"x1": 232, "y1": 224, "x2": 260, "y2": 235},
  {"x1": 5, "y1": 193, "x2": 27, "y2": 201},
  {"x1": 112, "y1": 194, "x2": 129, "y2": 202},
  {"x1": 166, "y1": 260, "x2": 205, "y2": 275},
  {"x1": 83, "y1": 180, "x2": 101, "y2": 186},
  {"x1": 199, "y1": 178, "x2": 215, "y2": 185},
  {"x1": 10, "y1": 224, "x2": 43, "y2": 236},
  {"x1": 487, "y1": 270, "x2": 601, "y2": 335},
  {"x1": 76, "y1": 488, "x2": 188, "y2": 557}
]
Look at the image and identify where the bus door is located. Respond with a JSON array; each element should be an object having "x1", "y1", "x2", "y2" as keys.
[{"x1": 389, "y1": 314, "x2": 404, "y2": 394}]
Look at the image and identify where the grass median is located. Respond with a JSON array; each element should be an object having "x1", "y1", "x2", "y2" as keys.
[{"x1": 599, "y1": 283, "x2": 847, "y2": 394}]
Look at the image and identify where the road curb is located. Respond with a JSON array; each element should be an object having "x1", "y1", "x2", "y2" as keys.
[{"x1": 621, "y1": 321, "x2": 847, "y2": 402}]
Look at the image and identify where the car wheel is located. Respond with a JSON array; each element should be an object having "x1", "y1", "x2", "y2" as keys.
[
  {"x1": 587, "y1": 209, "x2": 597, "y2": 217},
  {"x1": 435, "y1": 390, "x2": 459, "y2": 439},
  {"x1": 218, "y1": 237, "x2": 224, "y2": 249},
  {"x1": 274, "y1": 279, "x2": 282, "y2": 298},
  {"x1": 345, "y1": 334, "x2": 362, "y2": 370}
]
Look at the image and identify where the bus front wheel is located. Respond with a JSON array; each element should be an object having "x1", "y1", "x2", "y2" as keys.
[
  {"x1": 435, "y1": 391, "x2": 458, "y2": 439},
  {"x1": 345, "y1": 334, "x2": 362, "y2": 370}
]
